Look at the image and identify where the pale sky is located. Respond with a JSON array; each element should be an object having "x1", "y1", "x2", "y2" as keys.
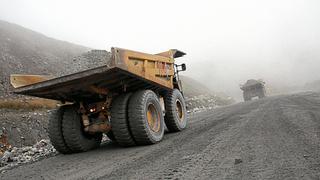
[{"x1": 1, "y1": 0, "x2": 320, "y2": 99}]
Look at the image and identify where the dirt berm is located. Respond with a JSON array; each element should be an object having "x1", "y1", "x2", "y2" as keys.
[{"x1": 1, "y1": 91, "x2": 320, "y2": 179}]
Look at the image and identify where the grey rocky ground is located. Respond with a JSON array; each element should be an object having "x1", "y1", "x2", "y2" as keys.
[
  {"x1": 0, "y1": 109, "x2": 50, "y2": 147},
  {"x1": 1, "y1": 91, "x2": 320, "y2": 179}
]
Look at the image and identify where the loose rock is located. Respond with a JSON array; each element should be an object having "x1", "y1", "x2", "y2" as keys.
[
  {"x1": 0, "y1": 139, "x2": 57, "y2": 172},
  {"x1": 234, "y1": 158, "x2": 243, "y2": 165}
]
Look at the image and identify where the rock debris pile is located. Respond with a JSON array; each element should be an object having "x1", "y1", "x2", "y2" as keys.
[
  {"x1": 0, "y1": 139, "x2": 56, "y2": 172},
  {"x1": 62, "y1": 50, "x2": 111, "y2": 76},
  {"x1": 186, "y1": 94, "x2": 234, "y2": 113}
]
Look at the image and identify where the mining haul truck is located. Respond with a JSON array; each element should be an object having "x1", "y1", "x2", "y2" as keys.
[
  {"x1": 240, "y1": 79, "x2": 266, "y2": 101},
  {"x1": 10, "y1": 47, "x2": 187, "y2": 154}
]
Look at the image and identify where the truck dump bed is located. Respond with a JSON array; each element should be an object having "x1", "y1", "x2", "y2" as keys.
[{"x1": 11, "y1": 47, "x2": 185, "y2": 102}]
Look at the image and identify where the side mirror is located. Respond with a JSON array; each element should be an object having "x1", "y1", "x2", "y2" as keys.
[
  {"x1": 176, "y1": 63, "x2": 186, "y2": 72},
  {"x1": 181, "y1": 63, "x2": 186, "y2": 71}
]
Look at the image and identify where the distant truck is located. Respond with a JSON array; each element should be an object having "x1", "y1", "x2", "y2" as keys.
[
  {"x1": 240, "y1": 79, "x2": 266, "y2": 101},
  {"x1": 10, "y1": 47, "x2": 187, "y2": 154}
]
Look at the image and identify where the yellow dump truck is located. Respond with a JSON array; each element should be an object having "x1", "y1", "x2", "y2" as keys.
[
  {"x1": 240, "y1": 79, "x2": 266, "y2": 101},
  {"x1": 10, "y1": 47, "x2": 187, "y2": 154}
]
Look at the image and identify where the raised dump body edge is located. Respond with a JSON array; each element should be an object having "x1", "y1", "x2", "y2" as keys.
[{"x1": 11, "y1": 47, "x2": 185, "y2": 102}]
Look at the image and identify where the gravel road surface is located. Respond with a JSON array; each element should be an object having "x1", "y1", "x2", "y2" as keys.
[{"x1": 1, "y1": 92, "x2": 320, "y2": 180}]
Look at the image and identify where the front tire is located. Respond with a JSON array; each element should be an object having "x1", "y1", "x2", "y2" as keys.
[
  {"x1": 164, "y1": 89, "x2": 187, "y2": 132},
  {"x1": 128, "y1": 90, "x2": 164, "y2": 145}
]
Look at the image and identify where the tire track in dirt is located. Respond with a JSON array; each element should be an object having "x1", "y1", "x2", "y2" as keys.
[{"x1": 98, "y1": 100, "x2": 265, "y2": 180}]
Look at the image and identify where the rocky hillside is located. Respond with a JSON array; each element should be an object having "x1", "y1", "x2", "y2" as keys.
[
  {"x1": 180, "y1": 76, "x2": 234, "y2": 112},
  {"x1": 0, "y1": 20, "x2": 90, "y2": 97}
]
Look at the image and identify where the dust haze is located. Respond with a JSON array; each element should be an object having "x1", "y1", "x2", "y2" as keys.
[{"x1": 1, "y1": 0, "x2": 320, "y2": 100}]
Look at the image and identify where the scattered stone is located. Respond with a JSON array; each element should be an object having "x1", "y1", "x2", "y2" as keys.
[
  {"x1": 2, "y1": 151, "x2": 12, "y2": 162},
  {"x1": 172, "y1": 169, "x2": 179, "y2": 172},
  {"x1": 10, "y1": 147, "x2": 17, "y2": 153},
  {"x1": 0, "y1": 139, "x2": 57, "y2": 172},
  {"x1": 102, "y1": 134, "x2": 109, "y2": 142},
  {"x1": 234, "y1": 158, "x2": 243, "y2": 165},
  {"x1": 185, "y1": 95, "x2": 219, "y2": 113}
]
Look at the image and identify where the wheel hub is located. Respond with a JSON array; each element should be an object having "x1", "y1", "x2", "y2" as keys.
[
  {"x1": 175, "y1": 99, "x2": 184, "y2": 121},
  {"x1": 147, "y1": 103, "x2": 161, "y2": 132}
]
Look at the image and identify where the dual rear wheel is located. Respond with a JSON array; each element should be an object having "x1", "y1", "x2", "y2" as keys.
[
  {"x1": 48, "y1": 106, "x2": 102, "y2": 154},
  {"x1": 49, "y1": 89, "x2": 187, "y2": 153}
]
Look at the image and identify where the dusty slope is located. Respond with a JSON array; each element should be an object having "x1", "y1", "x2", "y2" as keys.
[
  {"x1": 0, "y1": 20, "x2": 89, "y2": 97},
  {"x1": 1, "y1": 91, "x2": 320, "y2": 179},
  {"x1": 304, "y1": 80, "x2": 320, "y2": 92}
]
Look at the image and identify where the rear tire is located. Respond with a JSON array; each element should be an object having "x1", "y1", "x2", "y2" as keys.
[
  {"x1": 110, "y1": 93, "x2": 136, "y2": 146},
  {"x1": 164, "y1": 89, "x2": 187, "y2": 132},
  {"x1": 243, "y1": 92, "x2": 251, "y2": 101},
  {"x1": 62, "y1": 105, "x2": 102, "y2": 153},
  {"x1": 258, "y1": 91, "x2": 266, "y2": 99},
  {"x1": 128, "y1": 90, "x2": 164, "y2": 145},
  {"x1": 48, "y1": 108, "x2": 72, "y2": 154}
]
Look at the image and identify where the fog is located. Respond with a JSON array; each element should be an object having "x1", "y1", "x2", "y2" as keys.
[{"x1": 1, "y1": 0, "x2": 320, "y2": 100}]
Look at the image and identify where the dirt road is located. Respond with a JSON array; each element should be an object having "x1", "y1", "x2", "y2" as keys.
[{"x1": 1, "y1": 92, "x2": 320, "y2": 180}]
